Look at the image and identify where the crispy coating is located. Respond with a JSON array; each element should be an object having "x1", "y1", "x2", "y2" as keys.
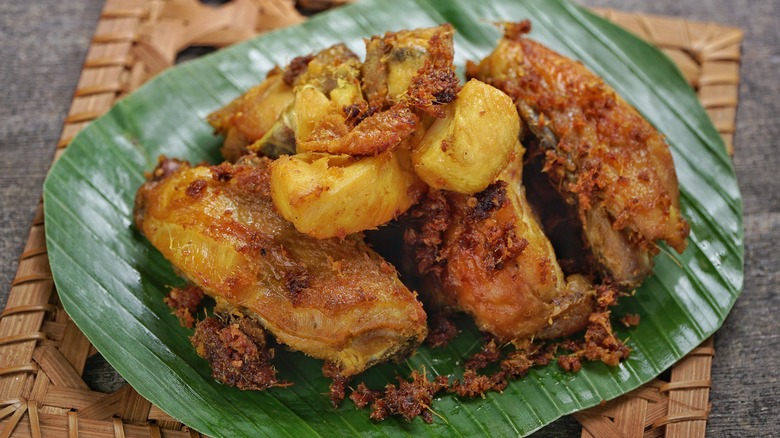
[
  {"x1": 405, "y1": 146, "x2": 595, "y2": 341},
  {"x1": 134, "y1": 157, "x2": 427, "y2": 376},
  {"x1": 164, "y1": 285, "x2": 205, "y2": 328},
  {"x1": 191, "y1": 316, "x2": 287, "y2": 390},
  {"x1": 468, "y1": 21, "x2": 689, "y2": 288}
]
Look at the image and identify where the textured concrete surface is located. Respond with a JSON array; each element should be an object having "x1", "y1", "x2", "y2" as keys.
[
  {"x1": 0, "y1": 1, "x2": 103, "y2": 290},
  {"x1": 1, "y1": 0, "x2": 777, "y2": 436}
]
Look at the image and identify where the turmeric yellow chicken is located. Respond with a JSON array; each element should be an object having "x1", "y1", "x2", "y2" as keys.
[
  {"x1": 134, "y1": 157, "x2": 427, "y2": 377},
  {"x1": 467, "y1": 21, "x2": 690, "y2": 288},
  {"x1": 206, "y1": 67, "x2": 294, "y2": 161}
]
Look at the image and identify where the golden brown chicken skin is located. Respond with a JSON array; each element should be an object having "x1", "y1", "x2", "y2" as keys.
[
  {"x1": 134, "y1": 157, "x2": 427, "y2": 376},
  {"x1": 207, "y1": 67, "x2": 294, "y2": 161},
  {"x1": 405, "y1": 144, "x2": 595, "y2": 342},
  {"x1": 467, "y1": 21, "x2": 689, "y2": 288}
]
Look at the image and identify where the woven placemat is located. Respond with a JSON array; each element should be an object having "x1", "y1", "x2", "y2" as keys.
[{"x1": 0, "y1": 1, "x2": 742, "y2": 436}]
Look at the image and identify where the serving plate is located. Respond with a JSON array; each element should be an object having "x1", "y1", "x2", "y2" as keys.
[{"x1": 43, "y1": 0, "x2": 744, "y2": 436}]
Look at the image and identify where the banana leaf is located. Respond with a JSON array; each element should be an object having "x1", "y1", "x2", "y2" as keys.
[{"x1": 43, "y1": 0, "x2": 743, "y2": 436}]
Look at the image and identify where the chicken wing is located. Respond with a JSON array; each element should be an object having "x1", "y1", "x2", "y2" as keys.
[
  {"x1": 134, "y1": 157, "x2": 427, "y2": 376},
  {"x1": 467, "y1": 21, "x2": 689, "y2": 288}
]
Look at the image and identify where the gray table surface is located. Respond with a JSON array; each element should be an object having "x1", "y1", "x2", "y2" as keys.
[{"x1": 1, "y1": 0, "x2": 777, "y2": 436}]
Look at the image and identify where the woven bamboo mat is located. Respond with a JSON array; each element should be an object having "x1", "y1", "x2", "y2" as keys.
[{"x1": 0, "y1": 1, "x2": 743, "y2": 436}]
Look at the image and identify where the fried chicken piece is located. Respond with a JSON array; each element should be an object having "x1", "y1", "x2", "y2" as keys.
[
  {"x1": 134, "y1": 157, "x2": 427, "y2": 377},
  {"x1": 208, "y1": 44, "x2": 364, "y2": 160},
  {"x1": 207, "y1": 67, "x2": 294, "y2": 161},
  {"x1": 287, "y1": 44, "x2": 391, "y2": 155},
  {"x1": 362, "y1": 24, "x2": 459, "y2": 114},
  {"x1": 293, "y1": 24, "x2": 459, "y2": 157},
  {"x1": 251, "y1": 43, "x2": 365, "y2": 158},
  {"x1": 405, "y1": 143, "x2": 595, "y2": 341},
  {"x1": 467, "y1": 21, "x2": 689, "y2": 288},
  {"x1": 267, "y1": 25, "x2": 463, "y2": 239},
  {"x1": 295, "y1": 97, "x2": 418, "y2": 156}
]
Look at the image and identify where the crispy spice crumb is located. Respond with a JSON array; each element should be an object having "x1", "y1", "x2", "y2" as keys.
[
  {"x1": 323, "y1": 362, "x2": 351, "y2": 408},
  {"x1": 583, "y1": 285, "x2": 632, "y2": 366},
  {"x1": 164, "y1": 285, "x2": 204, "y2": 328},
  {"x1": 464, "y1": 338, "x2": 502, "y2": 371},
  {"x1": 583, "y1": 310, "x2": 631, "y2": 366},
  {"x1": 350, "y1": 382, "x2": 381, "y2": 409},
  {"x1": 352, "y1": 340, "x2": 559, "y2": 423},
  {"x1": 405, "y1": 189, "x2": 451, "y2": 280},
  {"x1": 350, "y1": 301, "x2": 632, "y2": 423},
  {"x1": 557, "y1": 354, "x2": 582, "y2": 372},
  {"x1": 365, "y1": 370, "x2": 449, "y2": 423},
  {"x1": 191, "y1": 317, "x2": 290, "y2": 390},
  {"x1": 553, "y1": 285, "x2": 632, "y2": 370},
  {"x1": 450, "y1": 369, "x2": 506, "y2": 398}
]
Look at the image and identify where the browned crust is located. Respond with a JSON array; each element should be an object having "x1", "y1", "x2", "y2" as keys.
[{"x1": 191, "y1": 316, "x2": 290, "y2": 390}]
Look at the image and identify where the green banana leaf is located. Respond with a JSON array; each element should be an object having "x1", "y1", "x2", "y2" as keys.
[{"x1": 43, "y1": 0, "x2": 743, "y2": 436}]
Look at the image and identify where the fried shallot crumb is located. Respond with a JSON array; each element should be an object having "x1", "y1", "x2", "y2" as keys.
[
  {"x1": 583, "y1": 310, "x2": 631, "y2": 366},
  {"x1": 323, "y1": 362, "x2": 351, "y2": 408},
  {"x1": 349, "y1": 382, "x2": 381, "y2": 409},
  {"x1": 554, "y1": 284, "x2": 632, "y2": 371},
  {"x1": 450, "y1": 369, "x2": 507, "y2": 397},
  {"x1": 349, "y1": 293, "x2": 635, "y2": 423},
  {"x1": 557, "y1": 354, "x2": 582, "y2": 372},
  {"x1": 352, "y1": 340, "x2": 559, "y2": 422},
  {"x1": 367, "y1": 370, "x2": 449, "y2": 423},
  {"x1": 191, "y1": 317, "x2": 290, "y2": 390},
  {"x1": 501, "y1": 343, "x2": 554, "y2": 379},
  {"x1": 164, "y1": 285, "x2": 204, "y2": 328},
  {"x1": 463, "y1": 338, "x2": 502, "y2": 371},
  {"x1": 584, "y1": 285, "x2": 631, "y2": 365}
]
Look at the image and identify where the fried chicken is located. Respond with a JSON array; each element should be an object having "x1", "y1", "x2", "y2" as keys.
[
  {"x1": 405, "y1": 144, "x2": 595, "y2": 341},
  {"x1": 134, "y1": 157, "x2": 427, "y2": 377},
  {"x1": 467, "y1": 21, "x2": 689, "y2": 288},
  {"x1": 207, "y1": 67, "x2": 294, "y2": 161},
  {"x1": 147, "y1": 21, "x2": 680, "y2": 393}
]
